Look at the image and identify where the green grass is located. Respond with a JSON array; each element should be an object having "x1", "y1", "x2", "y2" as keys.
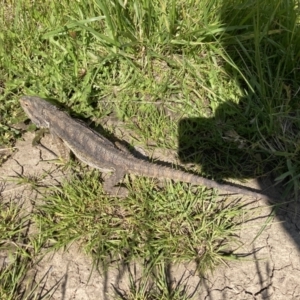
[
  {"x1": 0, "y1": 200, "x2": 53, "y2": 299},
  {"x1": 34, "y1": 169, "x2": 243, "y2": 272},
  {"x1": 0, "y1": 0, "x2": 299, "y2": 298},
  {"x1": 114, "y1": 261, "x2": 198, "y2": 300},
  {"x1": 10, "y1": 166, "x2": 247, "y2": 299}
]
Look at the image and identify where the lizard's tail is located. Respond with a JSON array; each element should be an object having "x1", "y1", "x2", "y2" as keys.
[{"x1": 130, "y1": 160, "x2": 271, "y2": 200}]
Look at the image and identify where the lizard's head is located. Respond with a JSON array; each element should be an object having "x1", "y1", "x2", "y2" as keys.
[{"x1": 20, "y1": 96, "x2": 56, "y2": 128}]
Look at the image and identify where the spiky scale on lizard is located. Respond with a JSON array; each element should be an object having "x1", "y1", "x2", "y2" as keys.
[{"x1": 20, "y1": 95, "x2": 275, "y2": 200}]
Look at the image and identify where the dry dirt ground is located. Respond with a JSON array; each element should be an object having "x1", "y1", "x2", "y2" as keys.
[{"x1": 1, "y1": 132, "x2": 300, "y2": 300}]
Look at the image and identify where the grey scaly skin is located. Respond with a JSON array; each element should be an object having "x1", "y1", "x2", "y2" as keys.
[{"x1": 20, "y1": 95, "x2": 274, "y2": 199}]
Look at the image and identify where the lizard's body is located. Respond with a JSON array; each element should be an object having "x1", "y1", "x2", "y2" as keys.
[{"x1": 20, "y1": 95, "x2": 275, "y2": 200}]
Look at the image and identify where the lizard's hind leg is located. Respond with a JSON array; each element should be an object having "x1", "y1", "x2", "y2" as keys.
[{"x1": 102, "y1": 168, "x2": 129, "y2": 197}]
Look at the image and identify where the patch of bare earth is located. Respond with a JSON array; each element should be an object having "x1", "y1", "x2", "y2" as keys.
[{"x1": 1, "y1": 132, "x2": 300, "y2": 299}]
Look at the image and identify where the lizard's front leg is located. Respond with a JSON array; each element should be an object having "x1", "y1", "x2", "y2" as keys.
[
  {"x1": 32, "y1": 129, "x2": 66, "y2": 161},
  {"x1": 52, "y1": 134, "x2": 71, "y2": 162},
  {"x1": 32, "y1": 128, "x2": 49, "y2": 146}
]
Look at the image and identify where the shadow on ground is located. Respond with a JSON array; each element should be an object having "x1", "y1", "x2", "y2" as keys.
[{"x1": 179, "y1": 0, "x2": 300, "y2": 206}]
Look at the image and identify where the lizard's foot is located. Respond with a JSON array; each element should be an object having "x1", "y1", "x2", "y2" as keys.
[{"x1": 105, "y1": 186, "x2": 129, "y2": 198}]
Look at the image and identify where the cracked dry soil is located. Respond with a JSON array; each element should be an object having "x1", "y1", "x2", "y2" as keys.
[{"x1": 1, "y1": 132, "x2": 300, "y2": 299}]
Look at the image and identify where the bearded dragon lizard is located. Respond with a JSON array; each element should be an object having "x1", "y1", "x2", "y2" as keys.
[{"x1": 20, "y1": 95, "x2": 277, "y2": 200}]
